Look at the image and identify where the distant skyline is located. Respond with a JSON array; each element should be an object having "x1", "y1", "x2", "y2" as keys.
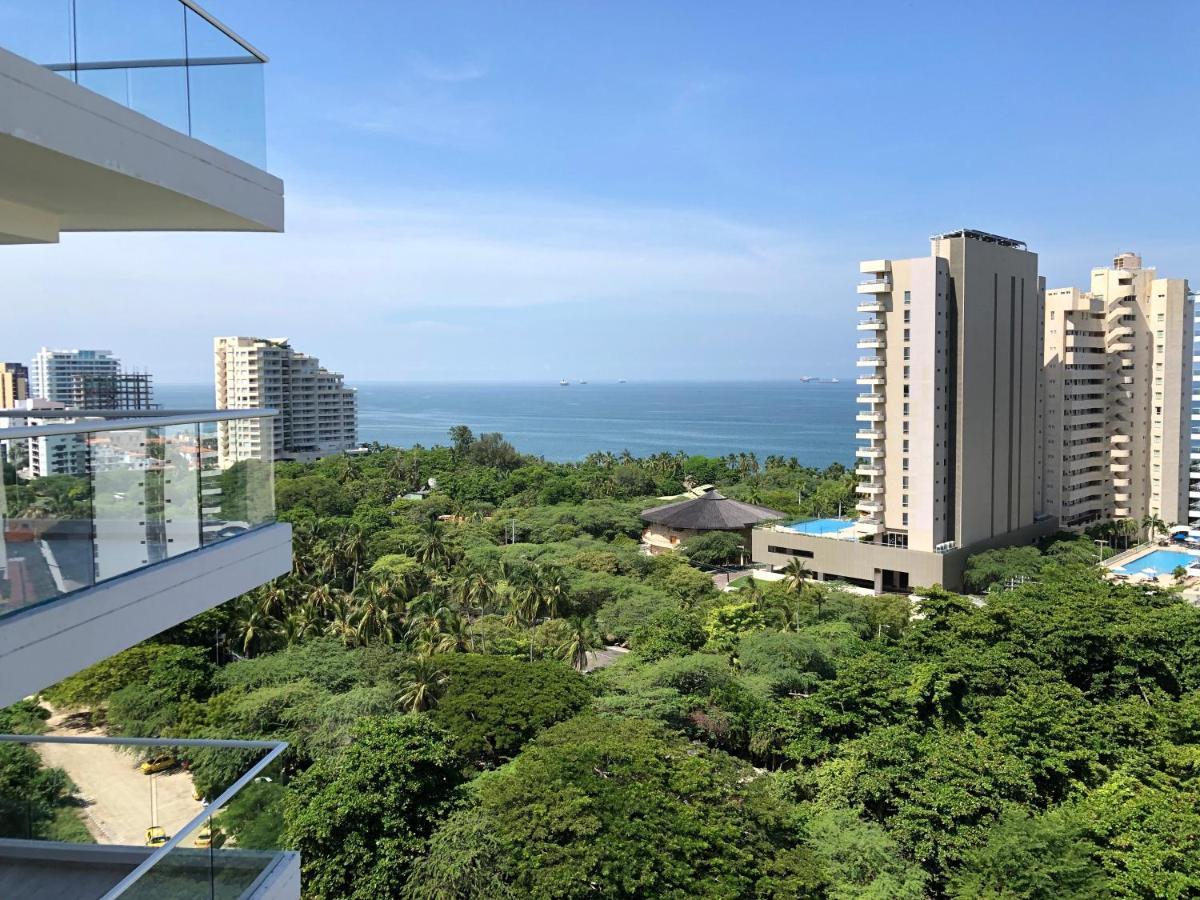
[{"x1": 3, "y1": 0, "x2": 1198, "y2": 382}]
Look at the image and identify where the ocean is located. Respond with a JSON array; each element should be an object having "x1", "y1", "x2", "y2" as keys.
[{"x1": 155, "y1": 381, "x2": 858, "y2": 466}]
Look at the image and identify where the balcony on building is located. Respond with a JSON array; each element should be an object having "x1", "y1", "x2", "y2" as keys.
[
  {"x1": 856, "y1": 409, "x2": 884, "y2": 421},
  {"x1": 857, "y1": 278, "x2": 892, "y2": 295},
  {"x1": 854, "y1": 518, "x2": 884, "y2": 537},
  {"x1": 856, "y1": 499, "x2": 884, "y2": 515},
  {"x1": 0, "y1": 409, "x2": 292, "y2": 708},
  {"x1": 0, "y1": 734, "x2": 298, "y2": 899},
  {"x1": 0, "y1": 0, "x2": 282, "y2": 244},
  {"x1": 856, "y1": 429, "x2": 884, "y2": 441},
  {"x1": 857, "y1": 356, "x2": 885, "y2": 367},
  {"x1": 857, "y1": 374, "x2": 885, "y2": 386},
  {"x1": 856, "y1": 392, "x2": 884, "y2": 404}
]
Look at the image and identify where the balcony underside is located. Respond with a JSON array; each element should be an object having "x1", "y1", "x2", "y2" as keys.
[
  {"x1": 0, "y1": 523, "x2": 291, "y2": 707},
  {"x1": 0, "y1": 46, "x2": 283, "y2": 243}
]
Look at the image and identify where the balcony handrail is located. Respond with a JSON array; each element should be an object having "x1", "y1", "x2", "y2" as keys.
[
  {"x1": 0, "y1": 408, "x2": 277, "y2": 440},
  {"x1": 0, "y1": 734, "x2": 287, "y2": 899}
]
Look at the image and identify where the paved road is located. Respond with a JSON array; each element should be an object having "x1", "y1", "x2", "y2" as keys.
[{"x1": 36, "y1": 709, "x2": 203, "y2": 845}]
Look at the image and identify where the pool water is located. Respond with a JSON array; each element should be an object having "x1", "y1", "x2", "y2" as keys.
[
  {"x1": 1113, "y1": 549, "x2": 1200, "y2": 577},
  {"x1": 786, "y1": 517, "x2": 856, "y2": 537}
]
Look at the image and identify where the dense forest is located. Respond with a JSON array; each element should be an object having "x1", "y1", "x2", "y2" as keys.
[{"x1": 6, "y1": 429, "x2": 1200, "y2": 898}]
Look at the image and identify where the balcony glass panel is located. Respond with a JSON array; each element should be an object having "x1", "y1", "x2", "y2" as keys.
[
  {"x1": 0, "y1": 0, "x2": 268, "y2": 168},
  {"x1": 0, "y1": 412, "x2": 275, "y2": 621},
  {"x1": 0, "y1": 734, "x2": 288, "y2": 899}
]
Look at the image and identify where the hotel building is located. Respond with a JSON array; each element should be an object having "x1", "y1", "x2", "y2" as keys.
[
  {"x1": 214, "y1": 336, "x2": 358, "y2": 466},
  {"x1": 0, "y1": 3, "x2": 297, "y2": 895},
  {"x1": 754, "y1": 229, "x2": 1057, "y2": 592},
  {"x1": 1041, "y1": 255, "x2": 1193, "y2": 529}
]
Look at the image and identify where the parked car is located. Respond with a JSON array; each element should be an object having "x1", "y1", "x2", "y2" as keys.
[{"x1": 140, "y1": 755, "x2": 177, "y2": 775}]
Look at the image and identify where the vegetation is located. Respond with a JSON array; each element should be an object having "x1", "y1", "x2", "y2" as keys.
[{"x1": 8, "y1": 429, "x2": 1200, "y2": 897}]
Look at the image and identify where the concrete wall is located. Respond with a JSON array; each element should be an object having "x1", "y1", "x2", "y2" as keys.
[
  {"x1": 0, "y1": 523, "x2": 291, "y2": 707},
  {"x1": 753, "y1": 515, "x2": 1058, "y2": 593}
]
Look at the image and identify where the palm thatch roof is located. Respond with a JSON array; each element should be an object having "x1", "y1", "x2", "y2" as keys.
[{"x1": 639, "y1": 489, "x2": 786, "y2": 531}]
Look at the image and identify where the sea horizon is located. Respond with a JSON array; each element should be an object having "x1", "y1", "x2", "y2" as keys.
[{"x1": 156, "y1": 380, "x2": 858, "y2": 466}]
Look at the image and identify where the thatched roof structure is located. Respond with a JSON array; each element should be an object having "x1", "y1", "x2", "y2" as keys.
[{"x1": 639, "y1": 489, "x2": 786, "y2": 532}]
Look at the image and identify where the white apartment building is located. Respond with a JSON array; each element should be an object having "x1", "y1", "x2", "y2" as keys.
[
  {"x1": 1042, "y1": 255, "x2": 1192, "y2": 528},
  {"x1": 31, "y1": 347, "x2": 154, "y2": 410},
  {"x1": 755, "y1": 229, "x2": 1057, "y2": 592},
  {"x1": 0, "y1": 3, "x2": 297, "y2": 895},
  {"x1": 215, "y1": 336, "x2": 358, "y2": 466}
]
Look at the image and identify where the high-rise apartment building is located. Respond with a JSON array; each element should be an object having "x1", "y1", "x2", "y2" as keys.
[
  {"x1": 755, "y1": 229, "x2": 1057, "y2": 592},
  {"x1": 1191, "y1": 308, "x2": 1200, "y2": 526},
  {"x1": 0, "y1": 362, "x2": 29, "y2": 407},
  {"x1": 214, "y1": 336, "x2": 358, "y2": 465},
  {"x1": 0, "y1": 4, "x2": 297, "y2": 894},
  {"x1": 1041, "y1": 255, "x2": 1192, "y2": 528},
  {"x1": 31, "y1": 347, "x2": 154, "y2": 410}
]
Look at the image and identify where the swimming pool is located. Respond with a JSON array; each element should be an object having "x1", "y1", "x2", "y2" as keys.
[
  {"x1": 785, "y1": 517, "x2": 857, "y2": 538},
  {"x1": 1113, "y1": 549, "x2": 1200, "y2": 577}
]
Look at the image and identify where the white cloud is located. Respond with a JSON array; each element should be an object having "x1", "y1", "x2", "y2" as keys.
[{"x1": 0, "y1": 190, "x2": 848, "y2": 379}]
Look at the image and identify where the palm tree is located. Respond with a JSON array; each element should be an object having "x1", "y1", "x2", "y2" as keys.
[
  {"x1": 537, "y1": 565, "x2": 568, "y2": 620},
  {"x1": 415, "y1": 518, "x2": 451, "y2": 570},
  {"x1": 237, "y1": 605, "x2": 278, "y2": 657},
  {"x1": 558, "y1": 618, "x2": 600, "y2": 672},
  {"x1": 782, "y1": 558, "x2": 823, "y2": 618},
  {"x1": 398, "y1": 657, "x2": 449, "y2": 713}
]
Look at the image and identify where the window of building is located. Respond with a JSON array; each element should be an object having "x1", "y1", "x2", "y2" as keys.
[
  {"x1": 904, "y1": 310, "x2": 911, "y2": 323},
  {"x1": 902, "y1": 476, "x2": 909, "y2": 489},
  {"x1": 903, "y1": 328, "x2": 911, "y2": 342},
  {"x1": 902, "y1": 439, "x2": 909, "y2": 452},
  {"x1": 904, "y1": 290, "x2": 911, "y2": 305},
  {"x1": 903, "y1": 347, "x2": 911, "y2": 360},
  {"x1": 902, "y1": 494, "x2": 909, "y2": 507},
  {"x1": 902, "y1": 513, "x2": 909, "y2": 526}
]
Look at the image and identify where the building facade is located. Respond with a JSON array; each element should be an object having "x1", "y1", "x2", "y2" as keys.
[
  {"x1": 31, "y1": 348, "x2": 154, "y2": 410},
  {"x1": 214, "y1": 336, "x2": 358, "y2": 465},
  {"x1": 0, "y1": 362, "x2": 29, "y2": 408},
  {"x1": 1042, "y1": 254, "x2": 1193, "y2": 528}
]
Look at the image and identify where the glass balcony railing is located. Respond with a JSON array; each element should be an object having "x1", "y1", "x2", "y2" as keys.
[
  {"x1": 0, "y1": 0, "x2": 268, "y2": 168},
  {"x1": 0, "y1": 733, "x2": 290, "y2": 899},
  {"x1": 0, "y1": 409, "x2": 276, "y2": 621}
]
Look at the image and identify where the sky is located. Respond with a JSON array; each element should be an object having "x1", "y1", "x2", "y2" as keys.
[{"x1": 4, "y1": 0, "x2": 1200, "y2": 383}]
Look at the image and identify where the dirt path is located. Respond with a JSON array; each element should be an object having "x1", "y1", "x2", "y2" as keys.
[
  {"x1": 35, "y1": 709, "x2": 203, "y2": 845},
  {"x1": 584, "y1": 645, "x2": 629, "y2": 672}
]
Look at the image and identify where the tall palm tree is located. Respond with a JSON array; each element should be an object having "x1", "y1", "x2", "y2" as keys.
[
  {"x1": 237, "y1": 606, "x2": 278, "y2": 657},
  {"x1": 782, "y1": 557, "x2": 823, "y2": 618},
  {"x1": 415, "y1": 518, "x2": 451, "y2": 570},
  {"x1": 558, "y1": 618, "x2": 600, "y2": 672},
  {"x1": 398, "y1": 657, "x2": 449, "y2": 713}
]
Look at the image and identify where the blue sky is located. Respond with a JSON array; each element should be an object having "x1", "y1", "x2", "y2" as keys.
[{"x1": 4, "y1": 0, "x2": 1199, "y2": 383}]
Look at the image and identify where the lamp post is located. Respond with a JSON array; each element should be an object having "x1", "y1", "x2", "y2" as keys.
[{"x1": 1095, "y1": 539, "x2": 1109, "y2": 563}]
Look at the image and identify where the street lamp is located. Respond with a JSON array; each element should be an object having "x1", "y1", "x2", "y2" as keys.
[{"x1": 1095, "y1": 539, "x2": 1109, "y2": 563}]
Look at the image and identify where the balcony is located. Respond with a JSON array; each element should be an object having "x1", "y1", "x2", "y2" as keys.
[
  {"x1": 855, "y1": 518, "x2": 884, "y2": 536},
  {"x1": 0, "y1": 410, "x2": 291, "y2": 706},
  {"x1": 856, "y1": 483, "x2": 884, "y2": 495},
  {"x1": 1111, "y1": 447, "x2": 1131, "y2": 459},
  {"x1": 857, "y1": 279, "x2": 892, "y2": 295},
  {"x1": 0, "y1": 1, "x2": 281, "y2": 242},
  {"x1": 856, "y1": 466, "x2": 883, "y2": 478},
  {"x1": 857, "y1": 356, "x2": 884, "y2": 367},
  {"x1": 856, "y1": 338, "x2": 886, "y2": 351},
  {"x1": 1111, "y1": 434, "x2": 1131, "y2": 444},
  {"x1": 857, "y1": 319, "x2": 886, "y2": 331},
  {"x1": 856, "y1": 393, "x2": 884, "y2": 404},
  {"x1": 856, "y1": 410, "x2": 884, "y2": 422},
  {"x1": 1112, "y1": 463, "x2": 1132, "y2": 473},
  {"x1": 856, "y1": 429, "x2": 884, "y2": 440},
  {"x1": 856, "y1": 374, "x2": 885, "y2": 386},
  {"x1": 856, "y1": 500, "x2": 884, "y2": 514},
  {"x1": 856, "y1": 446, "x2": 884, "y2": 459},
  {"x1": 857, "y1": 300, "x2": 887, "y2": 314},
  {"x1": 0, "y1": 734, "x2": 298, "y2": 898},
  {"x1": 859, "y1": 259, "x2": 891, "y2": 275}
]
